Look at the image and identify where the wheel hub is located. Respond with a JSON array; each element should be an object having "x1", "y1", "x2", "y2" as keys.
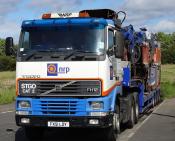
[
  {"x1": 135, "y1": 104, "x2": 139, "y2": 118},
  {"x1": 113, "y1": 113, "x2": 120, "y2": 131}
]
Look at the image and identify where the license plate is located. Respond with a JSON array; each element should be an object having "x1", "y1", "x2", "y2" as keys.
[{"x1": 48, "y1": 121, "x2": 70, "y2": 127}]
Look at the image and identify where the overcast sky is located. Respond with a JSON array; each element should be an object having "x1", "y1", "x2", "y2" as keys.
[{"x1": 0, "y1": 0, "x2": 175, "y2": 43}]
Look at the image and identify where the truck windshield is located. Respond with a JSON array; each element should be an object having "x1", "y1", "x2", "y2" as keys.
[{"x1": 18, "y1": 26, "x2": 105, "y2": 61}]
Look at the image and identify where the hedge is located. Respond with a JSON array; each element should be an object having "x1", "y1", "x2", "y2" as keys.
[{"x1": 0, "y1": 56, "x2": 16, "y2": 71}]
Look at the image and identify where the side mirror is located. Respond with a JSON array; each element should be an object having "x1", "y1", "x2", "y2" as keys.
[
  {"x1": 114, "y1": 45, "x2": 119, "y2": 58},
  {"x1": 5, "y1": 37, "x2": 14, "y2": 56},
  {"x1": 107, "y1": 46, "x2": 115, "y2": 57},
  {"x1": 114, "y1": 45, "x2": 122, "y2": 58}
]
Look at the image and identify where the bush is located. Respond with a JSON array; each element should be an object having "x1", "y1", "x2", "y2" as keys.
[{"x1": 0, "y1": 56, "x2": 16, "y2": 71}]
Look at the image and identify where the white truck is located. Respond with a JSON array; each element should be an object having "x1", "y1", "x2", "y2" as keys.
[{"x1": 5, "y1": 9, "x2": 161, "y2": 141}]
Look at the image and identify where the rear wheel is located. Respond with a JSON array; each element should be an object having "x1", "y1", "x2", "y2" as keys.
[
  {"x1": 24, "y1": 127, "x2": 44, "y2": 141},
  {"x1": 152, "y1": 94, "x2": 155, "y2": 107},
  {"x1": 157, "y1": 91, "x2": 161, "y2": 103},
  {"x1": 155, "y1": 93, "x2": 158, "y2": 105}
]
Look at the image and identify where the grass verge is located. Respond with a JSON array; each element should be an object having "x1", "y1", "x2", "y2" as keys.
[
  {"x1": 0, "y1": 71, "x2": 15, "y2": 105},
  {"x1": 161, "y1": 65, "x2": 175, "y2": 99},
  {"x1": 0, "y1": 71, "x2": 16, "y2": 80},
  {"x1": 0, "y1": 87, "x2": 16, "y2": 105}
]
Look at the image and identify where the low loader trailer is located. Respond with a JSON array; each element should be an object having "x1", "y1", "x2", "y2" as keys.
[{"x1": 5, "y1": 9, "x2": 161, "y2": 141}]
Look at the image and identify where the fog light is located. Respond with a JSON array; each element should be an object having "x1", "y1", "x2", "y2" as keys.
[
  {"x1": 89, "y1": 119, "x2": 99, "y2": 125},
  {"x1": 21, "y1": 118, "x2": 30, "y2": 124},
  {"x1": 16, "y1": 111, "x2": 29, "y2": 115},
  {"x1": 18, "y1": 101, "x2": 31, "y2": 109},
  {"x1": 90, "y1": 112, "x2": 108, "y2": 116},
  {"x1": 90, "y1": 101, "x2": 104, "y2": 110}
]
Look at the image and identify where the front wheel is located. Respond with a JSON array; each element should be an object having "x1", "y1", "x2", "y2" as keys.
[
  {"x1": 103, "y1": 105, "x2": 120, "y2": 141},
  {"x1": 135, "y1": 98, "x2": 139, "y2": 123},
  {"x1": 24, "y1": 127, "x2": 45, "y2": 141},
  {"x1": 113, "y1": 105, "x2": 120, "y2": 134},
  {"x1": 127, "y1": 101, "x2": 135, "y2": 129}
]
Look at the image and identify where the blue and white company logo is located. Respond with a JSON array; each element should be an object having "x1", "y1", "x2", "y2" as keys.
[{"x1": 47, "y1": 64, "x2": 70, "y2": 76}]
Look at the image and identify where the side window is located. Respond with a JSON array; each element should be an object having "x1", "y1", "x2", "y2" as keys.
[
  {"x1": 108, "y1": 30, "x2": 114, "y2": 49},
  {"x1": 22, "y1": 31, "x2": 30, "y2": 50}
]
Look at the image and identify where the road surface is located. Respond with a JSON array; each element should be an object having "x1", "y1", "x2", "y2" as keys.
[
  {"x1": 0, "y1": 99, "x2": 175, "y2": 141},
  {"x1": 129, "y1": 98, "x2": 175, "y2": 141}
]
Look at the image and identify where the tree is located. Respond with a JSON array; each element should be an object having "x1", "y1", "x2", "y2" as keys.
[
  {"x1": 0, "y1": 38, "x2": 16, "y2": 71},
  {"x1": 0, "y1": 38, "x2": 5, "y2": 56},
  {"x1": 157, "y1": 32, "x2": 175, "y2": 64}
]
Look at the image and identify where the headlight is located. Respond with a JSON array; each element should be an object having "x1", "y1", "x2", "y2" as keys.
[
  {"x1": 90, "y1": 101, "x2": 104, "y2": 110},
  {"x1": 18, "y1": 81, "x2": 37, "y2": 95},
  {"x1": 18, "y1": 101, "x2": 31, "y2": 108}
]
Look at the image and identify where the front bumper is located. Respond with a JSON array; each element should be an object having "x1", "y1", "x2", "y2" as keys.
[
  {"x1": 15, "y1": 86, "x2": 121, "y2": 128},
  {"x1": 16, "y1": 114, "x2": 113, "y2": 128}
]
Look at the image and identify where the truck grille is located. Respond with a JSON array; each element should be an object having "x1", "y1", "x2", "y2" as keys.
[
  {"x1": 18, "y1": 80, "x2": 101, "y2": 97},
  {"x1": 32, "y1": 99, "x2": 86, "y2": 116}
]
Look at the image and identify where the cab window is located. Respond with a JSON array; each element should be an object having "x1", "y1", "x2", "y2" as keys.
[{"x1": 108, "y1": 30, "x2": 114, "y2": 49}]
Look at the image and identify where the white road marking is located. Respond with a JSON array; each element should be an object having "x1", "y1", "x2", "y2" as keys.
[
  {"x1": 118, "y1": 101, "x2": 165, "y2": 141},
  {"x1": 127, "y1": 132, "x2": 135, "y2": 138},
  {"x1": 0, "y1": 110, "x2": 14, "y2": 114}
]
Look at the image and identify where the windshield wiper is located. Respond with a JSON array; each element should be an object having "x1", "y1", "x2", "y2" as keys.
[
  {"x1": 50, "y1": 54, "x2": 60, "y2": 59},
  {"x1": 24, "y1": 50, "x2": 49, "y2": 61},
  {"x1": 23, "y1": 49, "x2": 65, "y2": 60},
  {"x1": 64, "y1": 50, "x2": 95, "y2": 60}
]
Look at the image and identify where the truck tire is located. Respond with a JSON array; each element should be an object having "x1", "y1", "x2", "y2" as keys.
[
  {"x1": 152, "y1": 95, "x2": 155, "y2": 107},
  {"x1": 103, "y1": 105, "x2": 120, "y2": 141},
  {"x1": 113, "y1": 105, "x2": 120, "y2": 134},
  {"x1": 24, "y1": 127, "x2": 44, "y2": 141},
  {"x1": 135, "y1": 98, "x2": 139, "y2": 123},
  {"x1": 157, "y1": 91, "x2": 161, "y2": 104},
  {"x1": 158, "y1": 92, "x2": 161, "y2": 103},
  {"x1": 127, "y1": 100, "x2": 135, "y2": 129},
  {"x1": 155, "y1": 93, "x2": 158, "y2": 105}
]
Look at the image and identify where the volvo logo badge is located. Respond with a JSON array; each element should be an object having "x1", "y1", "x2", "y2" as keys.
[{"x1": 55, "y1": 85, "x2": 62, "y2": 92}]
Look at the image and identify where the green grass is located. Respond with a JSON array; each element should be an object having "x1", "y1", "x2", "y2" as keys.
[
  {"x1": 0, "y1": 71, "x2": 15, "y2": 80},
  {"x1": 0, "y1": 71, "x2": 15, "y2": 105},
  {"x1": 161, "y1": 82, "x2": 175, "y2": 99},
  {"x1": 0, "y1": 88, "x2": 16, "y2": 104},
  {"x1": 161, "y1": 65, "x2": 175, "y2": 99}
]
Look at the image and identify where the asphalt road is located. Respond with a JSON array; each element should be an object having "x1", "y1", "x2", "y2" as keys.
[
  {"x1": 129, "y1": 98, "x2": 175, "y2": 141},
  {"x1": 0, "y1": 99, "x2": 175, "y2": 141}
]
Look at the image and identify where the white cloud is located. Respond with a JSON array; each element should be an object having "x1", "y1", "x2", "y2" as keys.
[
  {"x1": 123, "y1": 0, "x2": 175, "y2": 12},
  {"x1": 0, "y1": 20, "x2": 20, "y2": 43},
  {"x1": 0, "y1": 0, "x2": 83, "y2": 42},
  {"x1": 0, "y1": 0, "x2": 22, "y2": 23},
  {"x1": 0, "y1": 0, "x2": 174, "y2": 42},
  {"x1": 151, "y1": 20, "x2": 175, "y2": 33},
  {"x1": 0, "y1": 0, "x2": 22, "y2": 41},
  {"x1": 122, "y1": 0, "x2": 175, "y2": 23},
  {"x1": 28, "y1": 0, "x2": 82, "y2": 12}
]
